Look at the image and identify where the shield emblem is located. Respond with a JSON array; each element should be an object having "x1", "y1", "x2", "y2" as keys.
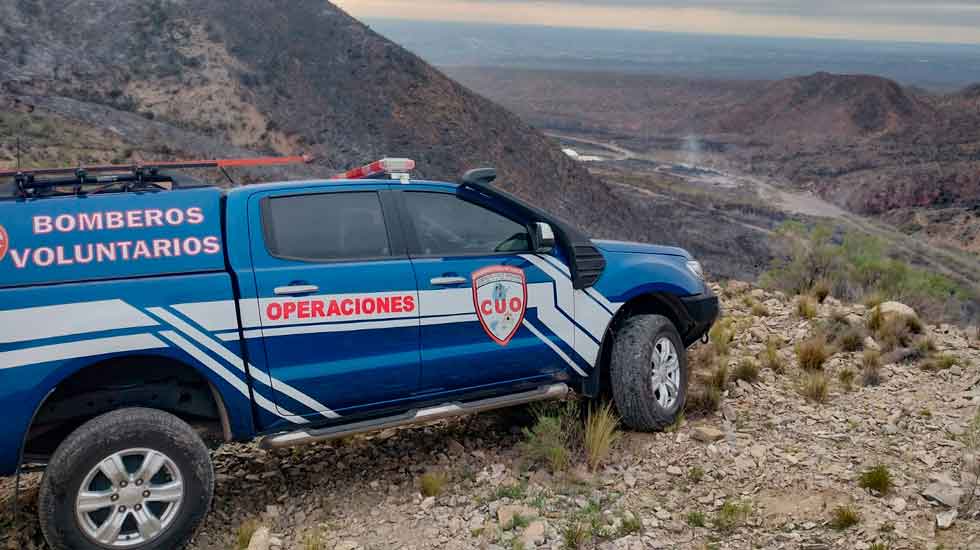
[
  {"x1": 0, "y1": 224, "x2": 7, "y2": 262},
  {"x1": 472, "y1": 265, "x2": 527, "y2": 346}
]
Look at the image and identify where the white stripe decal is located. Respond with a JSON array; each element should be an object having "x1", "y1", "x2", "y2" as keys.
[
  {"x1": 522, "y1": 320, "x2": 587, "y2": 377},
  {"x1": 149, "y1": 307, "x2": 340, "y2": 419},
  {"x1": 158, "y1": 331, "x2": 307, "y2": 424},
  {"x1": 173, "y1": 300, "x2": 239, "y2": 332},
  {"x1": 540, "y1": 254, "x2": 571, "y2": 276},
  {"x1": 0, "y1": 300, "x2": 158, "y2": 345},
  {"x1": 0, "y1": 334, "x2": 166, "y2": 370}
]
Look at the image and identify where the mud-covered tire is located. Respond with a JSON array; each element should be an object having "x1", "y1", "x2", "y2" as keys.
[
  {"x1": 610, "y1": 314, "x2": 688, "y2": 431},
  {"x1": 38, "y1": 408, "x2": 214, "y2": 550}
]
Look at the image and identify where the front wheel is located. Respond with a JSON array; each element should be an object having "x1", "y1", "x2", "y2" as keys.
[
  {"x1": 38, "y1": 407, "x2": 214, "y2": 550},
  {"x1": 610, "y1": 314, "x2": 688, "y2": 431}
]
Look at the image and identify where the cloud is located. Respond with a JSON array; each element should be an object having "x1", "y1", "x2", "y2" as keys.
[{"x1": 334, "y1": 0, "x2": 980, "y2": 43}]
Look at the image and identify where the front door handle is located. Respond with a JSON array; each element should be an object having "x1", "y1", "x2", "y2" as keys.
[
  {"x1": 430, "y1": 276, "x2": 467, "y2": 286},
  {"x1": 274, "y1": 284, "x2": 320, "y2": 296}
]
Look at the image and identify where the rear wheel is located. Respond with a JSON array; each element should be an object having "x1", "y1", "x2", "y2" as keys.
[
  {"x1": 38, "y1": 408, "x2": 213, "y2": 550},
  {"x1": 610, "y1": 314, "x2": 688, "y2": 431}
]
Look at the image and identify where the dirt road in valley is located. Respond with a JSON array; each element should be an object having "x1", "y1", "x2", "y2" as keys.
[{"x1": 549, "y1": 132, "x2": 980, "y2": 296}]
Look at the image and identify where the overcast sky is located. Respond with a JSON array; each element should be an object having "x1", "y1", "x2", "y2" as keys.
[{"x1": 333, "y1": 0, "x2": 980, "y2": 44}]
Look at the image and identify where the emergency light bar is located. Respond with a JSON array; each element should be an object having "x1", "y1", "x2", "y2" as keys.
[{"x1": 332, "y1": 158, "x2": 416, "y2": 181}]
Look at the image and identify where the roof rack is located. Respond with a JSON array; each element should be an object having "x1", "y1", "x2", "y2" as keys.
[
  {"x1": 332, "y1": 158, "x2": 416, "y2": 182},
  {"x1": 1, "y1": 154, "x2": 314, "y2": 197}
]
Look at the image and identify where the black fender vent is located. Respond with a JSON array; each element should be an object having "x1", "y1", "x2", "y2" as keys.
[{"x1": 572, "y1": 244, "x2": 606, "y2": 289}]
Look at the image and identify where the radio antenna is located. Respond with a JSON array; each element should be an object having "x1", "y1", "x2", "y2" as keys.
[{"x1": 16, "y1": 136, "x2": 21, "y2": 170}]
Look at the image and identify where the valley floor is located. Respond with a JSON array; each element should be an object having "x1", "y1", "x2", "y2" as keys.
[{"x1": 3, "y1": 285, "x2": 980, "y2": 550}]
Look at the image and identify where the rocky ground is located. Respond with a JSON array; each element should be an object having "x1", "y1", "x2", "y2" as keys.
[{"x1": 3, "y1": 283, "x2": 980, "y2": 550}]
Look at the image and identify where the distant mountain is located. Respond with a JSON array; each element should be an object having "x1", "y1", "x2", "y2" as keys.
[{"x1": 716, "y1": 72, "x2": 937, "y2": 139}]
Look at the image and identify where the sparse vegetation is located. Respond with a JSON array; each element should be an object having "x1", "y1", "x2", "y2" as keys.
[
  {"x1": 762, "y1": 222, "x2": 975, "y2": 323},
  {"x1": 796, "y1": 296, "x2": 817, "y2": 319},
  {"x1": 688, "y1": 465, "x2": 705, "y2": 483},
  {"x1": 862, "y1": 350, "x2": 882, "y2": 386},
  {"x1": 829, "y1": 505, "x2": 861, "y2": 530},
  {"x1": 921, "y1": 353, "x2": 959, "y2": 372},
  {"x1": 236, "y1": 519, "x2": 259, "y2": 550},
  {"x1": 733, "y1": 359, "x2": 760, "y2": 384},
  {"x1": 521, "y1": 402, "x2": 577, "y2": 473},
  {"x1": 708, "y1": 363, "x2": 729, "y2": 390},
  {"x1": 751, "y1": 302, "x2": 769, "y2": 317},
  {"x1": 505, "y1": 513, "x2": 530, "y2": 530},
  {"x1": 618, "y1": 512, "x2": 643, "y2": 535},
  {"x1": 858, "y1": 464, "x2": 893, "y2": 495},
  {"x1": 760, "y1": 337, "x2": 784, "y2": 373},
  {"x1": 561, "y1": 522, "x2": 590, "y2": 549},
  {"x1": 838, "y1": 327, "x2": 865, "y2": 352},
  {"x1": 302, "y1": 527, "x2": 328, "y2": 550},
  {"x1": 797, "y1": 336, "x2": 831, "y2": 371},
  {"x1": 713, "y1": 500, "x2": 751, "y2": 532},
  {"x1": 420, "y1": 471, "x2": 448, "y2": 497},
  {"x1": 583, "y1": 402, "x2": 621, "y2": 471},
  {"x1": 838, "y1": 369, "x2": 856, "y2": 391},
  {"x1": 811, "y1": 279, "x2": 831, "y2": 303},
  {"x1": 686, "y1": 386, "x2": 722, "y2": 414},
  {"x1": 709, "y1": 318, "x2": 735, "y2": 357},
  {"x1": 686, "y1": 510, "x2": 706, "y2": 527},
  {"x1": 799, "y1": 372, "x2": 830, "y2": 403}
]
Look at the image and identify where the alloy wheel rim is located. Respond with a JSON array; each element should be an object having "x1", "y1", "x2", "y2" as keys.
[
  {"x1": 75, "y1": 448, "x2": 184, "y2": 547},
  {"x1": 650, "y1": 337, "x2": 681, "y2": 410}
]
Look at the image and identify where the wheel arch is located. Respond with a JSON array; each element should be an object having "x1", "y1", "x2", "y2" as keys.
[
  {"x1": 22, "y1": 353, "x2": 234, "y2": 463},
  {"x1": 583, "y1": 291, "x2": 691, "y2": 398}
]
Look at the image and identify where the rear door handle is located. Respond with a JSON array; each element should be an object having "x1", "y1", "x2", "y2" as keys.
[
  {"x1": 430, "y1": 276, "x2": 467, "y2": 286},
  {"x1": 274, "y1": 284, "x2": 320, "y2": 296}
]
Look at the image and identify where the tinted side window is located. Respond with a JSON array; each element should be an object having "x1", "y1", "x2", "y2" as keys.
[
  {"x1": 262, "y1": 192, "x2": 391, "y2": 261},
  {"x1": 403, "y1": 192, "x2": 531, "y2": 256}
]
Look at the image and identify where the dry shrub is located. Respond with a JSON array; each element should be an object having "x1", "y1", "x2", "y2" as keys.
[
  {"x1": 838, "y1": 369, "x2": 856, "y2": 391},
  {"x1": 799, "y1": 371, "x2": 830, "y2": 403},
  {"x1": 760, "y1": 337, "x2": 784, "y2": 373},
  {"x1": 877, "y1": 316, "x2": 913, "y2": 352},
  {"x1": 811, "y1": 280, "x2": 832, "y2": 303},
  {"x1": 583, "y1": 402, "x2": 622, "y2": 471},
  {"x1": 733, "y1": 359, "x2": 760, "y2": 384},
  {"x1": 419, "y1": 471, "x2": 448, "y2": 497},
  {"x1": 796, "y1": 336, "x2": 831, "y2": 371},
  {"x1": 859, "y1": 464, "x2": 892, "y2": 495},
  {"x1": 797, "y1": 296, "x2": 817, "y2": 319},
  {"x1": 686, "y1": 386, "x2": 722, "y2": 415},
  {"x1": 861, "y1": 350, "x2": 882, "y2": 386}
]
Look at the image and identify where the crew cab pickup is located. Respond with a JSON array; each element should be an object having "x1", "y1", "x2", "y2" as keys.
[{"x1": 0, "y1": 157, "x2": 717, "y2": 550}]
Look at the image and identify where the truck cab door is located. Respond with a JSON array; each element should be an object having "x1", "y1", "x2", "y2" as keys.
[
  {"x1": 396, "y1": 186, "x2": 584, "y2": 394},
  {"x1": 246, "y1": 185, "x2": 420, "y2": 420}
]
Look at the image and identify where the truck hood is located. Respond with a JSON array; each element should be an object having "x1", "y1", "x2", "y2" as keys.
[{"x1": 592, "y1": 239, "x2": 691, "y2": 259}]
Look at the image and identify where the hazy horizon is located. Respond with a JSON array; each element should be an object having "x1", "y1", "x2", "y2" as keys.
[{"x1": 334, "y1": 0, "x2": 980, "y2": 45}]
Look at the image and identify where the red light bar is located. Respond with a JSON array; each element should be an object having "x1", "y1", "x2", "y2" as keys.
[
  {"x1": 0, "y1": 154, "x2": 315, "y2": 178},
  {"x1": 332, "y1": 158, "x2": 416, "y2": 180}
]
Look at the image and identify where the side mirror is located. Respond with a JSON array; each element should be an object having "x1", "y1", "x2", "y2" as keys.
[{"x1": 534, "y1": 222, "x2": 556, "y2": 252}]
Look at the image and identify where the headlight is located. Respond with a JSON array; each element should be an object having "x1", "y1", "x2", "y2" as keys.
[{"x1": 686, "y1": 260, "x2": 704, "y2": 280}]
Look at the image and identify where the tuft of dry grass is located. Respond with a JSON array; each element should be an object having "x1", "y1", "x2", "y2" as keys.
[
  {"x1": 236, "y1": 520, "x2": 259, "y2": 550},
  {"x1": 751, "y1": 302, "x2": 769, "y2": 317},
  {"x1": 583, "y1": 402, "x2": 622, "y2": 471},
  {"x1": 829, "y1": 505, "x2": 861, "y2": 530},
  {"x1": 838, "y1": 369, "x2": 856, "y2": 392},
  {"x1": 708, "y1": 363, "x2": 729, "y2": 391},
  {"x1": 709, "y1": 319, "x2": 735, "y2": 357},
  {"x1": 797, "y1": 296, "x2": 817, "y2": 319},
  {"x1": 811, "y1": 280, "x2": 831, "y2": 303},
  {"x1": 861, "y1": 350, "x2": 882, "y2": 387},
  {"x1": 921, "y1": 353, "x2": 959, "y2": 372},
  {"x1": 302, "y1": 527, "x2": 328, "y2": 550},
  {"x1": 859, "y1": 464, "x2": 892, "y2": 495},
  {"x1": 420, "y1": 471, "x2": 448, "y2": 497},
  {"x1": 838, "y1": 327, "x2": 865, "y2": 352},
  {"x1": 522, "y1": 411, "x2": 572, "y2": 474},
  {"x1": 799, "y1": 372, "x2": 830, "y2": 403},
  {"x1": 760, "y1": 337, "x2": 784, "y2": 373},
  {"x1": 796, "y1": 336, "x2": 831, "y2": 371},
  {"x1": 562, "y1": 522, "x2": 590, "y2": 549},
  {"x1": 713, "y1": 500, "x2": 751, "y2": 532},
  {"x1": 733, "y1": 359, "x2": 760, "y2": 384},
  {"x1": 686, "y1": 386, "x2": 722, "y2": 414},
  {"x1": 867, "y1": 306, "x2": 884, "y2": 333},
  {"x1": 877, "y1": 316, "x2": 913, "y2": 352}
]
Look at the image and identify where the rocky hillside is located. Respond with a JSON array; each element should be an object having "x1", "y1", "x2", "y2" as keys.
[
  {"x1": 4, "y1": 282, "x2": 979, "y2": 549},
  {"x1": 0, "y1": 0, "x2": 613, "y2": 232}
]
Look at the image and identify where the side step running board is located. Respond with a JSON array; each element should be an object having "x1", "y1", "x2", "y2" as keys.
[{"x1": 260, "y1": 383, "x2": 569, "y2": 449}]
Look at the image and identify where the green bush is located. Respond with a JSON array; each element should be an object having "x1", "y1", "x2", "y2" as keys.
[{"x1": 762, "y1": 222, "x2": 975, "y2": 323}]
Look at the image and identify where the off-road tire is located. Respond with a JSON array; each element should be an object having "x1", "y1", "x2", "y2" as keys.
[
  {"x1": 38, "y1": 408, "x2": 214, "y2": 550},
  {"x1": 610, "y1": 314, "x2": 688, "y2": 431}
]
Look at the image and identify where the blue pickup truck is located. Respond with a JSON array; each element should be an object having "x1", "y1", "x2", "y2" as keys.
[{"x1": 0, "y1": 157, "x2": 717, "y2": 550}]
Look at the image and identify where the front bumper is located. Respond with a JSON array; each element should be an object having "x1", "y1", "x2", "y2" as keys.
[{"x1": 680, "y1": 287, "x2": 720, "y2": 346}]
